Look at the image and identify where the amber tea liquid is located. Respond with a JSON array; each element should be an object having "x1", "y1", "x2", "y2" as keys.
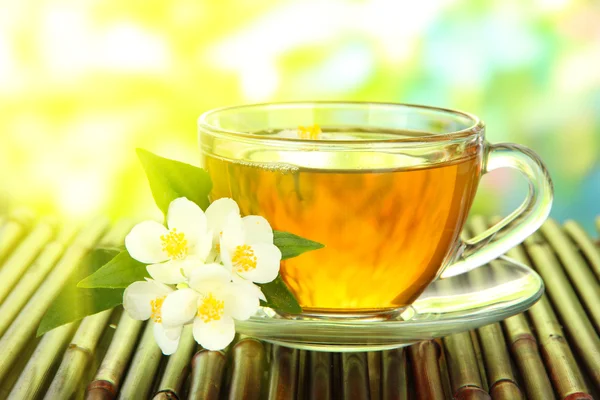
[{"x1": 204, "y1": 135, "x2": 481, "y2": 313}]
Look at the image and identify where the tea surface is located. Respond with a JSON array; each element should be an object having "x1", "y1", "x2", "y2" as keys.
[{"x1": 205, "y1": 149, "x2": 481, "y2": 312}]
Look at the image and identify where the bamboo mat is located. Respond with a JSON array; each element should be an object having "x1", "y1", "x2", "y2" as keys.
[{"x1": 0, "y1": 212, "x2": 599, "y2": 400}]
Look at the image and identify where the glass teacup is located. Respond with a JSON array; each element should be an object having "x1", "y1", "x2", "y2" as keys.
[{"x1": 198, "y1": 102, "x2": 552, "y2": 318}]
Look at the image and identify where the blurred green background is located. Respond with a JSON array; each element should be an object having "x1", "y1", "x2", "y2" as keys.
[{"x1": 0, "y1": 0, "x2": 598, "y2": 231}]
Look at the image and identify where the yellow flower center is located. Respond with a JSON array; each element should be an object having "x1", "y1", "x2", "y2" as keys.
[
  {"x1": 298, "y1": 124, "x2": 321, "y2": 140},
  {"x1": 161, "y1": 228, "x2": 188, "y2": 260},
  {"x1": 197, "y1": 293, "x2": 225, "y2": 323},
  {"x1": 231, "y1": 244, "x2": 257, "y2": 273},
  {"x1": 150, "y1": 296, "x2": 166, "y2": 323}
]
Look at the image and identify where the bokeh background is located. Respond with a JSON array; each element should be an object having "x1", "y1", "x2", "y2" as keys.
[{"x1": 1, "y1": 0, "x2": 599, "y2": 232}]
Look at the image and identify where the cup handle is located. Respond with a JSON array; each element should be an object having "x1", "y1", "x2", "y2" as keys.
[{"x1": 440, "y1": 143, "x2": 553, "y2": 278}]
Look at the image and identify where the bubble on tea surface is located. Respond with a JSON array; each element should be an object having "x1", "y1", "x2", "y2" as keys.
[
  {"x1": 276, "y1": 129, "x2": 300, "y2": 139},
  {"x1": 237, "y1": 160, "x2": 299, "y2": 174}
]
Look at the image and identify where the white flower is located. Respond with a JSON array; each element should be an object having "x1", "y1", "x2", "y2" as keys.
[
  {"x1": 125, "y1": 197, "x2": 213, "y2": 284},
  {"x1": 205, "y1": 198, "x2": 240, "y2": 248},
  {"x1": 161, "y1": 263, "x2": 262, "y2": 351},
  {"x1": 123, "y1": 279, "x2": 182, "y2": 355},
  {"x1": 216, "y1": 203, "x2": 282, "y2": 284},
  {"x1": 204, "y1": 198, "x2": 239, "y2": 263}
]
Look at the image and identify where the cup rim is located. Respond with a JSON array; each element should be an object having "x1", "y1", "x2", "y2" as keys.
[{"x1": 198, "y1": 101, "x2": 484, "y2": 144}]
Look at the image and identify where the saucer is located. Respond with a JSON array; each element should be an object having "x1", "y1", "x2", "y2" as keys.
[{"x1": 236, "y1": 256, "x2": 544, "y2": 352}]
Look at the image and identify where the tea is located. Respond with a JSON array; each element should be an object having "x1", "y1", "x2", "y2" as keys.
[{"x1": 204, "y1": 145, "x2": 481, "y2": 312}]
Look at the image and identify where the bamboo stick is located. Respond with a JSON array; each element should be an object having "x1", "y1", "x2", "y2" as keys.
[
  {"x1": 264, "y1": 340, "x2": 272, "y2": 365},
  {"x1": 117, "y1": 321, "x2": 163, "y2": 399},
  {"x1": 596, "y1": 216, "x2": 600, "y2": 235},
  {"x1": 218, "y1": 335, "x2": 239, "y2": 395},
  {"x1": 408, "y1": 341, "x2": 445, "y2": 400},
  {"x1": 477, "y1": 324, "x2": 523, "y2": 399},
  {"x1": 563, "y1": 220, "x2": 600, "y2": 280},
  {"x1": 411, "y1": 258, "x2": 454, "y2": 400},
  {"x1": 309, "y1": 351, "x2": 332, "y2": 399},
  {"x1": 268, "y1": 345, "x2": 299, "y2": 399},
  {"x1": 470, "y1": 330, "x2": 490, "y2": 393},
  {"x1": 468, "y1": 217, "x2": 524, "y2": 399},
  {"x1": 81, "y1": 220, "x2": 139, "y2": 400},
  {"x1": 0, "y1": 218, "x2": 108, "y2": 386},
  {"x1": 505, "y1": 269, "x2": 580, "y2": 399},
  {"x1": 528, "y1": 293, "x2": 593, "y2": 399},
  {"x1": 524, "y1": 231, "x2": 600, "y2": 389},
  {"x1": 498, "y1": 226, "x2": 593, "y2": 398},
  {"x1": 437, "y1": 224, "x2": 490, "y2": 399},
  {"x1": 7, "y1": 321, "x2": 79, "y2": 398},
  {"x1": 436, "y1": 338, "x2": 454, "y2": 400},
  {"x1": 487, "y1": 216, "x2": 587, "y2": 399},
  {"x1": 296, "y1": 350, "x2": 308, "y2": 400},
  {"x1": 443, "y1": 331, "x2": 490, "y2": 399},
  {"x1": 341, "y1": 352, "x2": 369, "y2": 400},
  {"x1": 7, "y1": 218, "x2": 114, "y2": 395},
  {"x1": 475, "y1": 322, "x2": 522, "y2": 399},
  {"x1": 0, "y1": 209, "x2": 33, "y2": 263},
  {"x1": 86, "y1": 312, "x2": 144, "y2": 400},
  {"x1": 0, "y1": 332, "x2": 42, "y2": 397},
  {"x1": 187, "y1": 349, "x2": 227, "y2": 400},
  {"x1": 43, "y1": 308, "x2": 114, "y2": 399},
  {"x1": 151, "y1": 391, "x2": 178, "y2": 400},
  {"x1": 153, "y1": 325, "x2": 196, "y2": 399},
  {"x1": 332, "y1": 352, "x2": 342, "y2": 397},
  {"x1": 0, "y1": 220, "x2": 56, "y2": 304},
  {"x1": 502, "y1": 314, "x2": 555, "y2": 400},
  {"x1": 92, "y1": 313, "x2": 123, "y2": 391},
  {"x1": 368, "y1": 351, "x2": 382, "y2": 400},
  {"x1": 540, "y1": 219, "x2": 600, "y2": 331},
  {"x1": 227, "y1": 338, "x2": 265, "y2": 400},
  {"x1": 381, "y1": 348, "x2": 408, "y2": 400},
  {"x1": 0, "y1": 221, "x2": 54, "y2": 303},
  {"x1": 0, "y1": 225, "x2": 78, "y2": 337}
]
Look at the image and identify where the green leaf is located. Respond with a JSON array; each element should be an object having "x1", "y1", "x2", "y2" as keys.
[
  {"x1": 77, "y1": 251, "x2": 149, "y2": 289},
  {"x1": 273, "y1": 230, "x2": 324, "y2": 260},
  {"x1": 137, "y1": 148, "x2": 213, "y2": 214},
  {"x1": 258, "y1": 275, "x2": 302, "y2": 314},
  {"x1": 38, "y1": 248, "x2": 124, "y2": 336}
]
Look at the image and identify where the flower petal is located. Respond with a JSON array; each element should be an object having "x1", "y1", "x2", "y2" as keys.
[
  {"x1": 205, "y1": 248, "x2": 221, "y2": 265},
  {"x1": 167, "y1": 197, "x2": 208, "y2": 251},
  {"x1": 125, "y1": 221, "x2": 169, "y2": 264},
  {"x1": 220, "y1": 213, "x2": 245, "y2": 272},
  {"x1": 189, "y1": 263, "x2": 232, "y2": 294},
  {"x1": 220, "y1": 212, "x2": 245, "y2": 251},
  {"x1": 164, "y1": 324, "x2": 183, "y2": 341},
  {"x1": 220, "y1": 245, "x2": 233, "y2": 273},
  {"x1": 193, "y1": 315, "x2": 235, "y2": 351},
  {"x1": 153, "y1": 322, "x2": 180, "y2": 355},
  {"x1": 242, "y1": 216, "x2": 273, "y2": 244},
  {"x1": 174, "y1": 255, "x2": 207, "y2": 279},
  {"x1": 123, "y1": 280, "x2": 172, "y2": 320},
  {"x1": 147, "y1": 260, "x2": 187, "y2": 284},
  {"x1": 161, "y1": 288, "x2": 199, "y2": 328},
  {"x1": 205, "y1": 198, "x2": 240, "y2": 244},
  {"x1": 232, "y1": 275, "x2": 267, "y2": 302},
  {"x1": 190, "y1": 230, "x2": 213, "y2": 262},
  {"x1": 143, "y1": 277, "x2": 175, "y2": 294},
  {"x1": 224, "y1": 282, "x2": 261, "y2": 321},
  {"x1": 237, "y1": 243, "x2": 281, "y2": 284}
]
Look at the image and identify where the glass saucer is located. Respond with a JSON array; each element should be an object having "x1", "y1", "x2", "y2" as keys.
[{"x1": 236, "y1": 256, "x2": 544, "y2": 352}]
